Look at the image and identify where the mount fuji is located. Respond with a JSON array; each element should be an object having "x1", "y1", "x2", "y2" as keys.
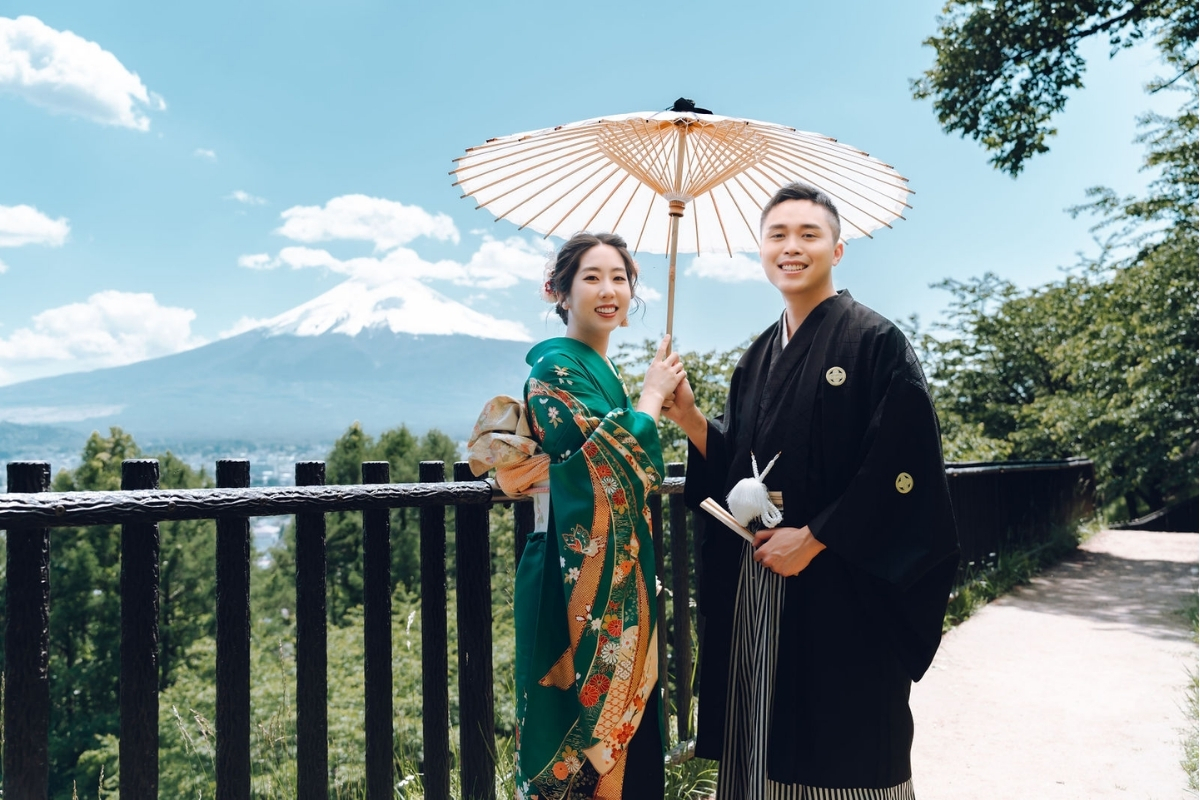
[{"x1": 0, "y1": 277, "x2": 537, "y2": 444}]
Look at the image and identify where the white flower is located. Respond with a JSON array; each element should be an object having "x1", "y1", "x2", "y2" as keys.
[
  {"x1": 600, "y1": 475, "x2": 620, "y2": 495},
  {"x1": 591, "y1": 618, "x2": 604, "y2": 632},
  {"x1": 566, "y1": 567, "x2": 581, "y2": 583},
  {"x1": 560, "y1": 556, "x2": 566, "y2": 568},
  {"x1": 600, "y1": 640, "x2": 621, "y2": 665}
]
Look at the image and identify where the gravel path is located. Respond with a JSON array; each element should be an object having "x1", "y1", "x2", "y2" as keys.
[{"x1": 911, "y1": 529, "x2": 1198, "y2": 800}]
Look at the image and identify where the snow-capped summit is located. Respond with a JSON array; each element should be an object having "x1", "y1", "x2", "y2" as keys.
[{"x1": 257, "y1": 276, "x2": 532, "y2": 341}]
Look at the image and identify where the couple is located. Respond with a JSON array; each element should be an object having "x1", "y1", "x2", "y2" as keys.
[{"x1": 514, "y1": 183, "x2": 959, "y2": 800}]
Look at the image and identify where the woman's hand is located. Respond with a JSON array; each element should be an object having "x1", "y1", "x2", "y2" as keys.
[{"x1": 636, "y1": 335, "x2": 685, "y2": 422}]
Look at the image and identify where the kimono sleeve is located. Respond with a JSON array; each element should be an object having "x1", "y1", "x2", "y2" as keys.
[
  {"x1": 806, "y1": 333, "x2": 958, "y2": 593},
  {"x1": 525, "y1": 354, "x2": 662, "y2": 476}
]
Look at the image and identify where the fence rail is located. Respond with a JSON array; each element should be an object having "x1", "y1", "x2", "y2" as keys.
[{"x1": 1, "y1": 457, "x2": 1093, "y2": 799}]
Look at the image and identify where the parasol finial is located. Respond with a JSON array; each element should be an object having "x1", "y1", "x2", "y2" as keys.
[{"x1": 669, "y1": 97, "x2": 713, "y2": 114}]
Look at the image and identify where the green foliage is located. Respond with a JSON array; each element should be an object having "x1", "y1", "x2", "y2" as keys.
[
  {"x1": 34, "y1": 428, "x2": 216, "y2": 796},
  {"x1": 613, "y1": 338, "x2": 747, "y2": 464},
  {"x1": 912, "y1": 0, "x2": 1198, "y2": 175},
  {"x1": 268, "y1": 422, "x2": 461, "y2": 627}
]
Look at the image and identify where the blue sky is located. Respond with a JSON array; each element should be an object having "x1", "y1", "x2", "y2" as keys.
[{"x1": 0, "y1": 1, "x2": 1178, "y2": 386}]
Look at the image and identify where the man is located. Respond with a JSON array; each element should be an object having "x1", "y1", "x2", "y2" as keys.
[{"x1": 666, "y1": 183, "x2": 959, "y2": 799}]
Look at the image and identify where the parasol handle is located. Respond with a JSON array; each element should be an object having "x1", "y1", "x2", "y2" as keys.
[
  {"x1": 664, "y1": 123, "x2": 689, "y2": 356},
  {"x1": 665, "y1": 209, "x2": 682, "y2": 353}
]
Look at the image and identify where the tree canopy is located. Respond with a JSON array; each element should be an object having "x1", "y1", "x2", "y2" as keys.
[{"x1": 912, "y1": 0, "x2": 1198, "y2": 175}]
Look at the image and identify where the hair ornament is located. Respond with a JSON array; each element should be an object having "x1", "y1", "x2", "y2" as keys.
[{"x1": 540, "y1": 255, "x2": 558, "y2": 303}]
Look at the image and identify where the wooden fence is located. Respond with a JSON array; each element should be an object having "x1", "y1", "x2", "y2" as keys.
[{"x1": 0, "y1": 457, "x2": 1093, "y2": 799}]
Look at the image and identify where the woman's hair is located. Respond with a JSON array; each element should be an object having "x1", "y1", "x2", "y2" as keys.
[{"x1": 543, "y1": 232, "x2": 641, "y2": 324}]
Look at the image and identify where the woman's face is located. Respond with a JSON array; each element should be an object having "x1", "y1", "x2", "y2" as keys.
[{"x1": 562, "y1": 244, "x2": 632, "y2": 341}]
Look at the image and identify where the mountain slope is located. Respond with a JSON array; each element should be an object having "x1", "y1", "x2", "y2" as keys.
[{"x1": 0, "y1": 329, "x2": 533, "y2": 441}]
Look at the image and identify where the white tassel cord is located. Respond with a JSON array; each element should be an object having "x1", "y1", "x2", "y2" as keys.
[{"x1": 726, "y1": 451, "x2": 783, "y2": 529}]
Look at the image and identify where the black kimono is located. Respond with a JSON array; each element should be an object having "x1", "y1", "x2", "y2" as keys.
[{"x1": 685, "y1": 290, "x2": 959, "y2": 790}]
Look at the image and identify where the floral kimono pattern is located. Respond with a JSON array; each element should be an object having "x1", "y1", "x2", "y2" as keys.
[{"x1": 515, "y1": 337, "x2": 664, "y2": 800}]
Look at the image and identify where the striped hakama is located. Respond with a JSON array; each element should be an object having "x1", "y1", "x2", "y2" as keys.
[{"x1": 715, "y1": 544, "x2": 916, "y2": 800}]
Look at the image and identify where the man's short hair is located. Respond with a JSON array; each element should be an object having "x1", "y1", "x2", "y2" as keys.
[{"x1": 760, "y1": 182, "x2": 842, "y2": 242}]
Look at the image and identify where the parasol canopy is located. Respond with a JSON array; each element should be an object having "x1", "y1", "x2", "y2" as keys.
[{"x1": 451, "y1": 99, "x2": 912, "y2": 335}]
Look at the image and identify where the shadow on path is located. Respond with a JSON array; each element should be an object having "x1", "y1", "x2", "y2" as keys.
[{"x1": 1005, "y1": 541, "x2": 1197, "y2": 644}]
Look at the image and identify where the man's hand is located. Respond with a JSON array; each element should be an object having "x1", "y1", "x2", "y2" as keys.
[
  {"x1": 752, "y1": 525, "x2": 825, "y2": 577},
  {"x1": 663, "y1": 376, "x2": 708, "y2": 457}
]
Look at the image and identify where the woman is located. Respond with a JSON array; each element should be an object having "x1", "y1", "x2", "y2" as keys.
[{"x1": 515, "y1": 232, "x2": 685, "y2": 800}]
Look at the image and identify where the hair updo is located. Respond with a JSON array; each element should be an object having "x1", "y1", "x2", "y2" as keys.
[{"x1": 542, "y1": 232, "x2": 641, "y2": 324}]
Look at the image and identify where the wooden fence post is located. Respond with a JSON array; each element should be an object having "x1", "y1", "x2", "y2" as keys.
[
  {"x1": 420, "y1": 461, "x2": 451, "y2": 800},
  {"x1": 121, "y1": 459, "x2": 161, "y2": 798},
  {"x1": 295, "y1": 461, "x2": 329, "y2": 800},
  {"x1": 667, "y1": 462, "x2": 694, "y2": 741},
  {"x1": 216, "y1": 459, "x2": 252, "y2": 800},
  {"x1": 4, "y1": 461, "x2": 52, "y2": 800},
  {"x1": 454, "y1": 461, "x2": 495, "y2": 800},
  {"x1": 362, "y1": 461, "x2": 394, "y2": 799}
]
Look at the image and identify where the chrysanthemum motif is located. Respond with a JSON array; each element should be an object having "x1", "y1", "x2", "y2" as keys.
[
  {"x1": 599, "y1": 475, "x2": 620, "y2": 495},
  {"x1": 600, "y1": 640, "x2": 621, "y2": 665}
]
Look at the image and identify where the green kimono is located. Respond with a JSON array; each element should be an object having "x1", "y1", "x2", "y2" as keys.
[{"x1": 515, "y1": 337, "x2": 664, "y2": 800}]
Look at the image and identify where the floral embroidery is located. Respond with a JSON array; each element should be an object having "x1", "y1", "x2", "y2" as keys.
[
  {"x1": 612, "y1": 559, "x2": 633, "y2": 585},
  {"x1": 580, "y1": 674, "x2": 611, "y2": 707},
  {"x1": 565, "y1": 566, "x2": 580, "y2": 584},
  {"x1": 614, "y1": 722, "x2": 636, "y2": 745},
  {"x1": 600, "y1": 640, "x2": 621, "y2": 665},
  {"x1": 582, "y1": 441, "x2": 599, "y2": 458},
  {"x1": 546, "y1": 406, "x2": 561, "y2": 427},
  {"x1": 605, "y1": 615, "x2": 623, "y2": 637},
  {"x1": 599, "y1": 474, "x2": 619, "y2": 495},
  {"x1": 553, "y1": 365, "x2": 569, "y2": 377}
]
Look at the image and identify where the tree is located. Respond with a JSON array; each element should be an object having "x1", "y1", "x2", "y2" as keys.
[
  {"x1": 259, "y1": 422, "x2": 461, "y2": 627},
  {"x1": 912, "y1": 0, "x2": 1197, "y2": 175},
  {"x1": 913, "y1": 1, "x2": 1198, "y2": 519}
]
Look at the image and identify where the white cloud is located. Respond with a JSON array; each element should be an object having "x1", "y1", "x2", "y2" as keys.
[
  {"x1": 193, "y1": 148, "x2": 217, "y2": 161},
  {"x1": 276, "y1": 194, "x2": 460, "y2": 251},
  {"x1": 0, "y1": 257, "x2": 7, "y2": 274},
  {"x1": 637, "y1": 285, "x2": 663, "y2": 302},
  {"x1": 0, "y1": 204, "x2": 69, "y2": 247},
  {"x1": 0, "y1": 291, "x2": 204, "y2": 368},
  {"x1": 228, "y1": 190, "x2": 266, "y2": 206},
  {"x1": 685, "y1": 252, "x2": 765, "y2": 283},
  {"x1": 458, "y1": 235, "x2": 548, "y2": 288},
  {"x1": 237, "y1": 253, "x2": 274, "y2": 270},
  {"x1": 0, "y1": 15, "x2": 164, "y2": 130}
]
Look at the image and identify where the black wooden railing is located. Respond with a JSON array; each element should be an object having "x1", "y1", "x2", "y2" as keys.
[{"x1": 0, "y1": 457, "x2": 1094, "y2": 799}]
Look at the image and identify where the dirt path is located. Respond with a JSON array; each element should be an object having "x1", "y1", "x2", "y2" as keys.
[{"x1": 910, "y1": 529, "x2": 1198, "y2": 800}]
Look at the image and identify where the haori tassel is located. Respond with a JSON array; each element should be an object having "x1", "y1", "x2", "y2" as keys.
[{"x1": 726, "y1": 451, "x2": 783, "y2": 529}]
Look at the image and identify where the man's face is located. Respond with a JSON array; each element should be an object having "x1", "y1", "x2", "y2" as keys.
[{"x1": 760, "y1": 199, "x2": 843, "y2": 301}]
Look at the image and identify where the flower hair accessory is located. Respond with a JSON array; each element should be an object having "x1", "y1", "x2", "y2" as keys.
[{"x1": 540, "y1": 254, "x2": 558, "y2": 303}]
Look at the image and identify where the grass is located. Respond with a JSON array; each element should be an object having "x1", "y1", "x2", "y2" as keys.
[
  {"x1": 1180, "y1": 592, "x2": 1198, "y2": 792},
  {"x1": 942, "y1": 523, "x2": 1087, "y2": 632}
]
